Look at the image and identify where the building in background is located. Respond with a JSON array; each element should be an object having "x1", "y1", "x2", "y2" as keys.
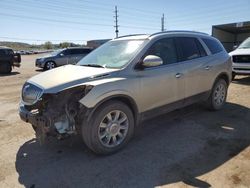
[
  {"x1": 212, "y1": 21, "x2": 250, "y2": 52},
  {"x1": 87, "y1": 39, "x2": 110, "y2": 49}
]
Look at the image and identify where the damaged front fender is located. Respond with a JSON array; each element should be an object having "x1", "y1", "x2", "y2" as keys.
[{"x1": 19, "y1": 85, "x2": 92, "y2": 144}]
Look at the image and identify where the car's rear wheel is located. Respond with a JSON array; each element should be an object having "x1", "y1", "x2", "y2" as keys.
[
  {"x1": 44, "y1": 61, "x2": 56, "y2": 70},
  {"x1": 206, "y1": 79, "x2": 228, "y2": 110},
  {"x1": 82, "y1": 101, "x2": 135, "y2": 155},
  {"x1": 0, "y1": 62, "x2": 12, "y2": 74}
]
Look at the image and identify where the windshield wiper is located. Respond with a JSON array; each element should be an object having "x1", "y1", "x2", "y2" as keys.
[{"x1": 81, "y1": 64, "x2": 105, "y2": 68}]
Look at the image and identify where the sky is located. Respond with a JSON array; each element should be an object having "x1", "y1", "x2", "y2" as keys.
[{"x1": 0, "y1": 0, "x2": 249, "y2": 44}]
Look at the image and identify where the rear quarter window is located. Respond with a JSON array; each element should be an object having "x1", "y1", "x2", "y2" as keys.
[{"x1": 202, "y1": 38, "x2": 224, "y2": 54}]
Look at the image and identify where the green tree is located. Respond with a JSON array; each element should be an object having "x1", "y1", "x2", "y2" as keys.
[
  {"x1": 44, "y1": 41, "x2": 53, "y2": 49},
  {"x1": 59, "y1": 42, "x2": 70, "y2": 48}
]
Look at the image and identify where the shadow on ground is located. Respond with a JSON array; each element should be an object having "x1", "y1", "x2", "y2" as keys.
[
  {"x1": 233, "y1": 76, "x2": 250, "y2": 86},
  {"x1": 0, "y1": 71, "x2": 20, "y2": 77},
  {"x1": 35, "y1": 69, "x2": 44, "y2": 72},
  {"x1": 15, "y1": 102, "x2": 250, "y2": 188}
]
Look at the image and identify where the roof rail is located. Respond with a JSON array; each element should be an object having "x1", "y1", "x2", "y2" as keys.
[
  {"x1": 150, "y1": 30, "x2": 209, "y2": 37},
  {"x1": 115, "y1": 34, "x2": 148, "y2": 39}
]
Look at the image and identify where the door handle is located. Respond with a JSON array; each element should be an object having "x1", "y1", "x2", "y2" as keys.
[
  {"x1": 204, "y1": 66, "x2": 212, "y2": 70},
  {"x1": 175, "y1": 73, "x2": 182, "y2": 78}
]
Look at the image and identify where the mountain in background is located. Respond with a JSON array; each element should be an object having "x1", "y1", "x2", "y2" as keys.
[{"x1": 0, "y1": 41, "x2": 82, "y2": 50}]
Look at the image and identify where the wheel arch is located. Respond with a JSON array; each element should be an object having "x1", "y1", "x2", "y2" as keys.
[
  {"x1": 214, "y1": 72, "x2": 230, "y2": 86},
  {"x1": 85, "y1": 94, "x2": 140, "y2": 126}
]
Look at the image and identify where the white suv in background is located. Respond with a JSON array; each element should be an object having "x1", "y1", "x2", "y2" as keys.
[{"x1": 229, "y1": 37, "x2": 250, "y2": 80}]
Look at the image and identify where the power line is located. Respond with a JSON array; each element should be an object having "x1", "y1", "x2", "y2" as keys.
[
  {"x1": 0, "y1": 13, "x2": 159, "y2": 31},
  {"x1": 0, "y1": 13, "x2": 113, "y2": 27},
  {"x1": 1, "y1": 1, "x2": 163, "y2": 29}
]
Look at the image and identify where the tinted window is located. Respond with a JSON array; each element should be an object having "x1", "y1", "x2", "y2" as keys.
[
  {"x1": 195, "y1": 40, "x2": 207, "y2": 57},
  {"x1": 0, "y1": 50, "x2": 5, "y2": 56},
  {"x1": 202, "y1": 38, "x2": 223, "y2": 54},
  {"x1": 69, "y1": 49, "x2": 92, "y2": 55},
  {"x1": 176, "y1": 37, "x2": 202, "y2": 61},
  {"x1": 81, "y1": 49, "x2": 92, "y2": 53},
  {"x1": 61, "y1": 49, "x2": 69, "y2": 55},
  {"x1": 146, "y1": 38, "x2": 178, "y2": 65}
]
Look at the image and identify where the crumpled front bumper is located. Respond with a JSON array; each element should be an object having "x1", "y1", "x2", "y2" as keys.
[{"x1": 19, "y1": 103, "x2": 47, "y2": 127}]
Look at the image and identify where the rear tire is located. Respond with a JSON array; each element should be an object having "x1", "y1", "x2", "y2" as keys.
[
  {"x1": 81, "y1": 101, "x2": 135, "y2": 155},
  {"x1": 206, "y1": 79, "x2": 228, "y2": 111},
  {"x1": 0, "y1": 62, "x2": 12, "y2": 74}
]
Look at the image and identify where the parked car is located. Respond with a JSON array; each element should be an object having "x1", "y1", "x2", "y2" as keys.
[
  {"x1": 229, "y1": 37, "x2": 250, "y2": 80},
  {"x1": 35, "y1": 47, "x2": 93, "y2": 70},
  {"x1": 0, "y1": 46, "x2": 21, "y2": 74},
  {"x1": 19, "y1": 31, "x2": 231, "y2": 154}
]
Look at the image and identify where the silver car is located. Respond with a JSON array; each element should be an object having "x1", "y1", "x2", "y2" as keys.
[
  {"x1": 19, "y1": 31, "x2": 232, "y2": 154},
  {"x1": 35, "y1": 47, "x2": 92, "y2": 70}
]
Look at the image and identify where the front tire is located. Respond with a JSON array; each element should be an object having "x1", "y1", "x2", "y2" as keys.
[
  {"x1": 82, "y1": 101, "x2": 135, "y2": 155},
  {"x1": 206, "y1": 79, "x2": 228, "y2": 111},
  {"x1": 44, "y1": 61, "x2": 56, "y2": 70}
]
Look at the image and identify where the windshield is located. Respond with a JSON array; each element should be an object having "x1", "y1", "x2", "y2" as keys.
[
  {"x1": 238, "y1": 37, "x2": 250, "y2": 49},
  {"x1": 77, "y1": 40, "x2": 145, "y2": 69}
]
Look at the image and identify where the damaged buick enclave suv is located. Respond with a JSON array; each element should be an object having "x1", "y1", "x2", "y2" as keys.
[{"x1": 19, "y1": 31, "x2": 232, "y2": 154}]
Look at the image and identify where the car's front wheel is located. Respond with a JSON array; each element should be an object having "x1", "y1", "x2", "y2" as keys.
[
  {"x1": 82, "y1": 101, "x2": 135, "y2": 155},
  {"x1": 44, "y1": 61, "x2": 56, "y2": 70}
]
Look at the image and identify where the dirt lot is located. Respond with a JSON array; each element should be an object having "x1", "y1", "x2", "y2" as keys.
[{"x1": 0, "y1": 54, "x2": 250, "y2": 188}]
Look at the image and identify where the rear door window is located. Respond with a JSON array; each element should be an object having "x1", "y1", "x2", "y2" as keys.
[{"x1": 176, "y1": 37, "x2": 203, "y2": 61}]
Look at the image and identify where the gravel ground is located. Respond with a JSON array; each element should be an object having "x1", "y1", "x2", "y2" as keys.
[{"x1": 0, "y1": 54, "x2": 250, "y2": 188}]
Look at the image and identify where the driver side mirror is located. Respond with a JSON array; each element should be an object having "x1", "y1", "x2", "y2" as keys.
[
  {"x1": 233, "y1": 45, "x2": 238, "y2": 50},
  {"x1": 141, "y1": 55, "x2": 163, "y2": 68},
  {"x1": 59, "y1": 53, "x2": 64, "y2": 57}
]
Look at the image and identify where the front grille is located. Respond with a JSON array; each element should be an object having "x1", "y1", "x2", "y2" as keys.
[
  {"x1": 233, "y1": 55, "x2": 250, "y2": 63},
  {"x1": 22, "y1": 82, "x2": 43, "y2": 105},
  {"x1": 234, "y1": 68, "x2": 250, "y2": 71}
]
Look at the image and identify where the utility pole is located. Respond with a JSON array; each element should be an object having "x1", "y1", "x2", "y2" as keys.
[
  {"x1": 161, "y1": 13, "x2": 165, "y2": 32},
  {"x1": 114, "y1": 6, "x2": 119, "y2": 38}
]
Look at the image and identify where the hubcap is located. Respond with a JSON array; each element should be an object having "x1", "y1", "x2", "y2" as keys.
[
  {"x1": 98, "y1": 110, "x2": 129, "y2": 148},
  {"x1": 213, "y1": 83, "x2": 226, "y2": 106},
  {"x1": 46, "y1": 62, "x2": 55, "y2": 69}
]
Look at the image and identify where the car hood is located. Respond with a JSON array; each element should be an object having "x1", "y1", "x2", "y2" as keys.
[
  {"x1": 27, "y1": 65, "x2": 118, "y2": 93},
  {"x1": 229, "y1": 48, "x2": 250, "y2": 56}
]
